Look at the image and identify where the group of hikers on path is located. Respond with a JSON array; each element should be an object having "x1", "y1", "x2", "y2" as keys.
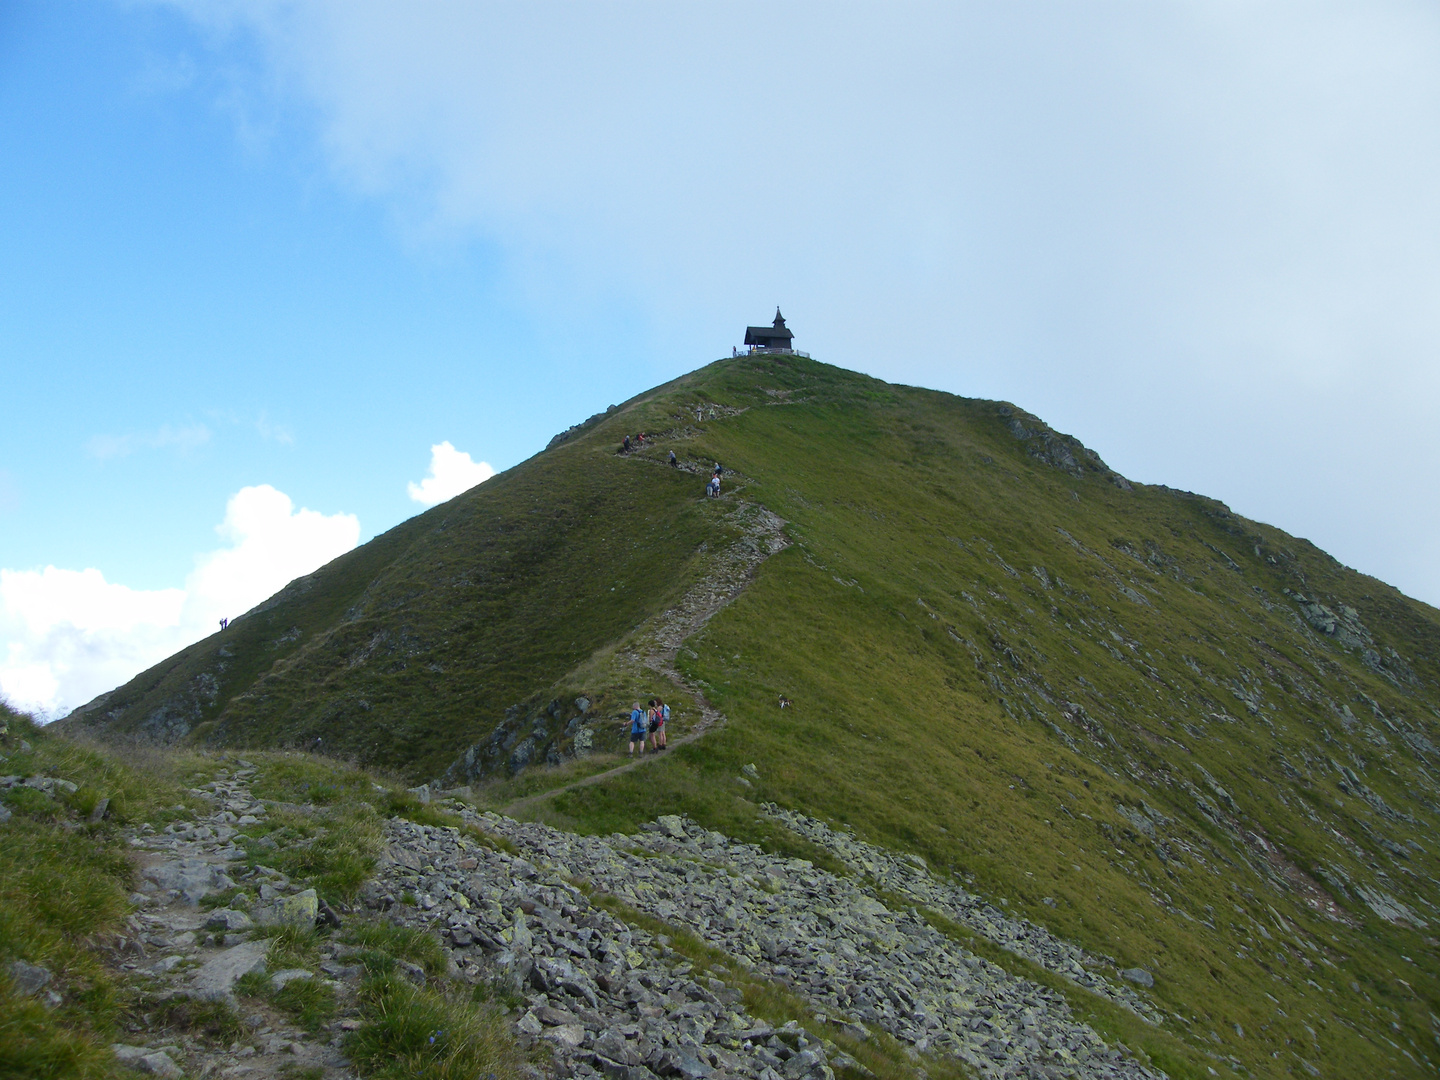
[
  {"x1": 628, "y1": 698, "x2": 669, "y2": 756},
  {"x1": 617, "y1": 433, "x2": 723, "y2": 499}
]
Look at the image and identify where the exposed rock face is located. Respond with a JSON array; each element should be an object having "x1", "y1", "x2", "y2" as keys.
[
  {"x1": 998, "y1": 406, "x2": 1132, "y2": 491},
  {"x1": 1283, "y1": 589, "x2": 1419, "y2": 686}
]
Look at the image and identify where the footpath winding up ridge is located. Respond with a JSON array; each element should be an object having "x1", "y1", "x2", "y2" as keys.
[{"x1": 501, "y1": 498, "x2": 788, "y2": 815}]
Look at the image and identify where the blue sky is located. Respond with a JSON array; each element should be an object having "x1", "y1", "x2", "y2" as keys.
[{"x1": 4, "y1": 1, "x2": 1440, "y2": 716}]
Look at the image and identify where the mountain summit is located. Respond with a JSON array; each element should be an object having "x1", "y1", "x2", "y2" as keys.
[{"x1": 63, "y1": 355, "x2": 1440, "y2": 1076}]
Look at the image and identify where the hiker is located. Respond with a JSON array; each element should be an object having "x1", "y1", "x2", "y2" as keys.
[
  {"x1": 655, "y1": 700, "x2": 669, "y2": 749},
  {"x1": 668, "y1": 450, "x2": 678, "y2": 467},
  {"x1": 623, "y1": 434, "x2": 631, "y2": 454},
  {"x1": 713, "y1": 462, "x2": 722, "y2": 478},
  {"x1": 628, "y1": 702, "x2": 647, "y2": 756},
  {"x1": 707, "y1": 474, "x2": 720, "y2": 498}
]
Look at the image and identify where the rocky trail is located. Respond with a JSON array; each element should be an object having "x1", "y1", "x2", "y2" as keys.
[
  {"x1": 41, "y1": 756, "x2": 1185, "y2": 1080},
  {"x1": 103, "y1": 766, "x2": 344, "y2": 1079}
]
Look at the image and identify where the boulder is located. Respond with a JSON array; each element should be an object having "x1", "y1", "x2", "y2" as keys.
[
  {"x1": 205, "y1": 908, "x2": 253, "y2": 932},
  {"x1": 7, "y1": 959, "x2": 52, "y2": 996},
  {"x1": 654, "y1": 1048, "x2": 712, "y2": 1079},
  {"x1": 143, "y1": 857, "x2": 235, "y2": 904},
  {"x1": 656, "y1": 815, "x2": 687, "y2": 839},
  {"x1": 270, "y1": 968, "x2": 314, "y2": 991},
  {"x1": 111, "y1": 1046, "x2": 183, "y2": 1079},
  {"x1": 542, "y1": 1023, "x2": 587, "y2": 1048},
  {"x1": 1118, "y1": 967, "x2": 1154, "y2": 988},
  {"x1": 258, "y1": 887, "x2": 319, "y2": 928},
  {"x1": 191, "y1": 939, "x2": 268, "y2": 1002}
]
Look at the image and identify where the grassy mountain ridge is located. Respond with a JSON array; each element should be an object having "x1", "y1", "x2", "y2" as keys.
[{"x1": 64, "y1": 355, "x2": 1440, "y2": 1076}]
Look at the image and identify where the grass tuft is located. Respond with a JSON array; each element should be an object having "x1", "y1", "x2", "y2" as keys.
[
  {"x1": 343, "y1": 920, "x2": 447, "y2": 978},
  {"x1": 349, "y1": 974, "x2": 521, "y2": 1080}
]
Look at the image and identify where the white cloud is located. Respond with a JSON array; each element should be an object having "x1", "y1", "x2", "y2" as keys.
[
  {"x1": 155, "y1": 3, "x2": 1440, "y2": 602},
  {"x1": 87, "y1": 422, "x2": 212, "y2": 461},
  {"x1": 254, "y1": 412, "x2": 295, "y2": 445},
  {"x1": 407, "y1": 441, "x2": 494, "y2": 506},
  {"x1": 0, "y1": 484, "x2": 358, "y2": 719}
]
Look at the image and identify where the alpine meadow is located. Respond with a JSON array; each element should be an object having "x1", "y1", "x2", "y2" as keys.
[{"x1": 12, "y1": 354, "x2": 1440, "y2": 1080}]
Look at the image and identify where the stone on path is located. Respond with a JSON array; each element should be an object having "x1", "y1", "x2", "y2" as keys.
[
  {"x1": 191, "y1": 939, "x2": 268, "y2": 1002},
  {"x1": 270, "y1": 968, "x2": 314, "y2": 991},
  {"x1": 143, "y1": 857, "x2": 235, "y2": 904},
  {"x1": 258, "y1": 887, "x2": 319, "y2": 928},
  {"x1": 111, "y1": 1046, "x2": 184, "y2": 1079},
  {"x1": 205, "y1": 908, "x2": 253, "y2": 932}
]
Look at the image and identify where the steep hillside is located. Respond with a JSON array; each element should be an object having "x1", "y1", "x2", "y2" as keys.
[{"x1": 65, "y1": 356, "x2": 1440, "y2": 1078}]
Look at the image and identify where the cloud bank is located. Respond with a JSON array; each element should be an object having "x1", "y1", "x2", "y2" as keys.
[
  {"x1": 407, "y1": 441, "x2": 494, "y2": 506},
  {"x1": 154, "y1": 2, "x2": 1440, "y2": 603},
  {"x1": 87, "y1": 422, "x2": 212, "y2": 460},
  {"x1": 0, "y1": 484, "x2": 358, "y2": 719}
]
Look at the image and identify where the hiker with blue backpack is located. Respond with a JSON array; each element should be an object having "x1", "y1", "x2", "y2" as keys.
[{"x1": 629, "y1": 702, "x2": 648, "y2": 756}]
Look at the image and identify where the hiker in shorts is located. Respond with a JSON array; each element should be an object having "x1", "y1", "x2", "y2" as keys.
[
  {"x1": 654, "y1": 700, "x2": 669, "y2": 749},
  {"x1": 629, "y1": 703, "x2": 647, "y2": 756},
  {"x1": 707, "y1": 474, "x2": 720, "y2": 498}
]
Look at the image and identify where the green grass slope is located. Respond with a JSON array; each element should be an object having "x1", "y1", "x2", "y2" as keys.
[{"x1": 67, "y1": 355, "x2": 1440, "y2": 1077}]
